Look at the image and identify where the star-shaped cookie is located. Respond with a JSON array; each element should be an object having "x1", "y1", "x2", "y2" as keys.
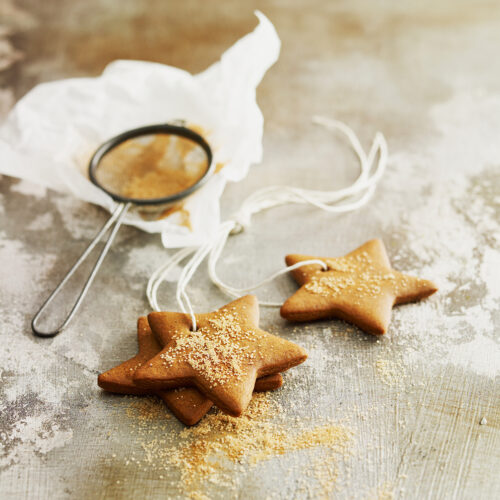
[
  {"x1": 98, "y1": 316, "x2": 283, "y2": 425},
  {"x1": 134, "y1": 295, "x2": 307, "y2": 417},
  {"x1": 280, "y1": 239, "x2": 437, "y2": 335}
]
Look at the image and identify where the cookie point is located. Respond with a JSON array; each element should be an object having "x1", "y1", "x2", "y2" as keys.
[
  {"x1": 279, "y1": 298, "x2": 309, "y2": 322},
  {"x1": 228, "y1": 405, "x2": 243, "y2": 418},
  {"x1": 137, "y1": 315, "x2": 148, "y2": 326},
  {"x1": 285, "y1": 253, "x2": 306, "y2": 266},
  {"x1": 242, "y1": 294, "x2": 258, "y2": 304},
  {"x1": 235, "y1": 294, "x2": 260, "y2": 311},
  {"x1": 298, "y1": 347, "x2": 308, "y2": 361},
  {"x1": 97, "y1": 372, "x2": 109, "y2": 389},
  {"x1": 183, "y1": 416, "x2": 201, "y2": 426},
  {"x1": 365, "y1": 238, "x2": 386, "y2": 251},
  {"x1": 279, "y1": 304, "x2": 301, "y2": 322},
  {"x1": 147, "y1": 311, "x2": 166, "y2": 332},
  {"x1": 279, "y1": 302, "x2": 290, "y2": 319},
  {"x1": 368, "y1": 323, "x2": 387, "y2": 336},
  {"x1": 427, "y1": 280, "x2": 439, "y2": 295}
]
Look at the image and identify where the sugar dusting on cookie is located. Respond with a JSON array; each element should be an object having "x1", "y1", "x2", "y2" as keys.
[
  {"x1": 305, "y1": 254, "x2": 394, "y2": 298},
  {"x1": 304, "y1": 253, "x2": 414, "y2": 300},
  {"x1": 159, "y1": 310, "x2": 260, "y2": 387}
]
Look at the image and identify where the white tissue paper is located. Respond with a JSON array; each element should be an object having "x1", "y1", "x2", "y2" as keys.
[{"x1": 0, "y1": 11, "x2": 280, "y2": 247}]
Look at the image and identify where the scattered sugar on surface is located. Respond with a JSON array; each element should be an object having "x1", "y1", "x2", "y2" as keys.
[
  {"x1": 382, "y1": 166, "x2": 500, "y2": 378},
  {"x1": 367, "y1": 481, "x2": 395, "y2": 500},
  {"x1": 115, "y1": 393, "x2": 353, "y2": 499},
  {"x1": 169, "y1": 393, "x2": 352, "y2": 498},
  {"x1": 376, "y1": 92, "x2": 500, "y2": 379},
  {"x1": 375, "y1": 358, "x2": 407, "y2": 389}
]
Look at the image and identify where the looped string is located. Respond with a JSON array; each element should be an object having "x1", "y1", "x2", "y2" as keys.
[
  {"x1": 146, "y1": 116, "x2": 388, "y2": 330},
  {"x1": 175, "y1": 239, "x2": 215, "y2": 332},
  {"x1": 230, "y1": 116, "x2": 387, "y2": 231},
  {"x1": 146, "y1": 246, "x2": 196, "y2": 311},
  {"x1": 208, "y1": 221, "x2": 328, "y2": 305}
]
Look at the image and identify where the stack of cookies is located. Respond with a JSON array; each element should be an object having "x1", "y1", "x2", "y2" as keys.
[
  {"x1": 98, "y1": 295, "x2": 307, "y2": 425},
  {"x1": 98, "y1": 240, "x2": 437, "y2": 425}
]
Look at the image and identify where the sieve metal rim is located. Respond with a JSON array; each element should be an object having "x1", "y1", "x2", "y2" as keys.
[{"x1": 88, "y1": 123, "x2": 214, "y2": 206}]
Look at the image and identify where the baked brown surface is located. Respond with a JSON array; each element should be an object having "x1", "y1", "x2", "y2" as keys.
[
  {"x1": 134, "y1": 295, "x2": 307, "y2": 417},
  {"x1": 98, "y1": 316, "x2": 284, "y2": 425},
  {"x1": 158, "y1": 373, "x2": 283, "y2": 426},
  {"x1": 280, "y1": 239, "x2": 438, "y2": 335}
]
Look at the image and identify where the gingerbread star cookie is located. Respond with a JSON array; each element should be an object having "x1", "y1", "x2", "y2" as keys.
[
  {"x1": 98, "y1": 316, "x2": 283, "y2": 425},
  {"x1": 134, "y1": 295, "x2": 307, "y2": 417},
  {"x1": 280, "y1": 239, "x2": 437, "y2": 335}
]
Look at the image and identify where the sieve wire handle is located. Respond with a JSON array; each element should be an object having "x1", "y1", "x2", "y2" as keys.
[{"x1": 31, "y1": 202, "x2": 132, "y2": 338}]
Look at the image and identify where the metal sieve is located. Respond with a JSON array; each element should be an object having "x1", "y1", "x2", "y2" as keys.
[{"x1": 32, "y1": 123, "x2": 213, "y2": 337}]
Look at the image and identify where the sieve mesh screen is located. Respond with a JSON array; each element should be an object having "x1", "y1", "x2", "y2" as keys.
[{"x1": 94, "y1": 133, "x2": 209, "y2": 200}]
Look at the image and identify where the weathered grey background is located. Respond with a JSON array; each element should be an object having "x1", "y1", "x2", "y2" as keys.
[{"x1": 1, "y1": 1, "x2": 499, "y2": 499}]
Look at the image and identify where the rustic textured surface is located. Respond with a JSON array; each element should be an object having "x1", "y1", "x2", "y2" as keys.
[{"x1": 1, "y1": 1, "x2": 499, "y2": 498}]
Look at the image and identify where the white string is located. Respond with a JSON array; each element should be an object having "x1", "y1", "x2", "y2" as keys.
[
  {"x1": 146, "y1": 246, "x2": 196, "y2": 311},
  {"x1": 204, "y1": 221, "x2": 328, "y2": 306},
  {"x1": 229, "y1": 118, "x2": 387, "y2": 232},
  {"x1": 147, "y1": 116, "x2": 388, "y2": 329},
  {"x1": 175, "y1": 239, "x2": 215, "y2": 331}
]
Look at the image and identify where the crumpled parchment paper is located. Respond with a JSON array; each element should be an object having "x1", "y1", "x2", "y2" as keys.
[{"x1": 0, "y1": 11, "x2": 280, "y2": 247}]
